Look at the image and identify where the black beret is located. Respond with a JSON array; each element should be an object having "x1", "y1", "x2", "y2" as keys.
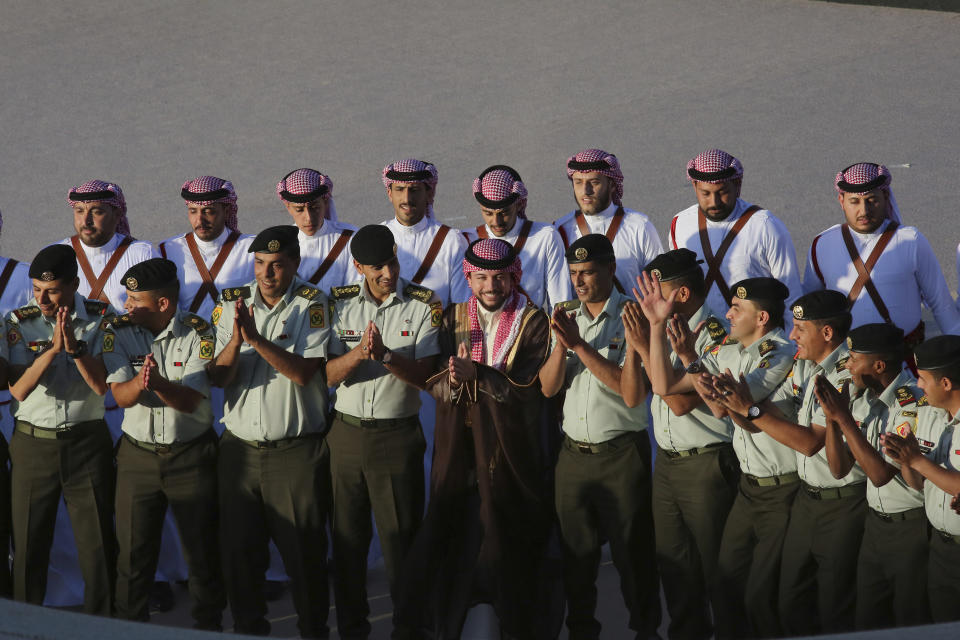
[
  {"x1": 249, "y1": 226, "x2": 299, "y2": 256},
  {"x1": 846, "y1": 323, "x2": 904, "y2": 355},
  {"x1": 914, "y1": 335, "x2": 960, "y2": 371},
  {"x1": 565, "y1": 233, "x2": 615, "y2": 264},
  {"x1": 789, "y1": 290, "x2": 850, "y2": 321},
  {"x1": 730, "y1": 277, "x2": 790, "y2": 303},
  {"x1": 122, "y1": 258, "x2": 178, "y2": 292},
  {"x1": 643, "y1": 249, "x2": 703, "y2": 282},
  {"x1": 351, "y1": 225, "x2": 396, "y2": 265},
  {"x1": 30, "y1": 245, "x2": 77, "y2": 282}
]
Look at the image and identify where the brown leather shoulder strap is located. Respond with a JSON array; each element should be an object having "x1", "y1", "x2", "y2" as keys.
[
  {"x1": 697, "y1": 205, "x2": 760, "y2": 302},
  {"x1": 840, "y1": 222, "x2": 899, "y2": 324},
  {"x1": 412, "y1": 225, "x2": 451, "y2": 285},
  {"x1": 309, "y1": 229, "x2": 354, "y2": 285},
  {"x1": 810, "y1": 232, "x2": 826, "y2": 286},
  {"x1": 185, "y1": 230, "x2": 241, "y2": 312},
  {"x1": 557, "y1": 224, "x2": 570, "y2": 250},
  {"x1": 72, "y1": 235, "x2": 134, "y2": 303},
  {"x1": 606, "y1": 207, "x2": 626, "y2": 242},
  {"x1": 158, "y1": 241, "x2": 167, "y2": 259},
  {"x1": 512, "y1": 219, "x2": 534, "y2": 253},
  {"x1": 475, "y1": 225, "x2": 489, "y2": 240},
  {"x1": 0, "y1": 258, "x2": 19, "y2": 304},
  {"x1": 574, "y1": 210, "x2": 590, "y2": 237}
]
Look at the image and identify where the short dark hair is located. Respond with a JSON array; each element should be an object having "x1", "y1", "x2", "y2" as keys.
[
  {"x1": 151, "y1": 282, "x2": 180, "y2": 304},
  {"x1": 753, "y1": 299, "x2": 785, "y2": 330},
  {"x1": 671, "y1": 269, "x2": 706, "y2": 297},
  {"x1": 811, "y1": 313, "x2": 852, "y2": 341},
  {"x1": 931, "y1": 363, "x2": 960, "y2": 388}
]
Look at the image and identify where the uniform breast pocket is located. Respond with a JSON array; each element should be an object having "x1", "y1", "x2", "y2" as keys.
[{"x1": 389, "y1": 327, "x2": 418, "y2": 357}]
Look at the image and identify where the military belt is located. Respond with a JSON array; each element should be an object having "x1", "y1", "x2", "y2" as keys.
[
  {"x1": 744, "y1": 471, "x2": 799, "y2": 487},
  {"x1": 564, "y1": 431, "x2": 642, "y2": 455},
  {"x1": 663, "y1": 442, "x2": 729, "y2": 459},
  {"x1": 123, "y1": 429, "x2": 215, "y2": 455},
  {"x1": 936, "y1": 529, "x2": 960, "y2": 545},
  {"x1": 335, "y1": 411, "x2": 419, "y2": 430},
  {"x1": 869, "y1": 506, "x2": 925, "y2": 523},
  {"x1": 15, "y1": 418, "x2": 103, "y2": 440},
  {"x1": 802, "y1": 481, "x2": 865, "y2": 501}
]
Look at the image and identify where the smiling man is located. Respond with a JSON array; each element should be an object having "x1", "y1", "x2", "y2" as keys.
[
  {"x1": 325, "y1": 225, "x2": 440, "y2": 638},
  {"x1": 156, "y1": 176, "x2": 255, "y2": 319},
  {"x1": 803, "y1": 162, "x2": 960, "y2": 345}
]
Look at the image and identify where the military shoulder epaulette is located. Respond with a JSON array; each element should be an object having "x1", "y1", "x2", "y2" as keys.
[
  {"x1": 220, "y1": 286, "x2": 251, "y2": 302},
  {"x1": 107, "y1": 313, "x2": 133, "y2": 328},
  {"x1": 835, "y1": 356, "x2": 850, "y2": 373},
  {"x1": 895, "y1": 386, "x2": 918, "y2": 407},
  {"x1": 721, "y1": 334, "x2": 739, "y2": 346},
  {"x1": 555, "y1": 299, "x2": 581, "y2": 312},
  {"x1": 84, "y1": 300, "x2": 108, "y2": 316},
  {"x1": 331, "y1": 284, "x2": 361, "y2": 300},
  {"x1": 295, "y1": 284, "x2": 321, "y2": 301},
  {"x1": 13, "y1": 306, "x2": 41, "y2": 321},
  {"x1": 916, "y1": 395, "x2": 928, "y2": 407},
  {"x1": 705, "y1": 317, "x2": 727, "y2": 342},
  {"x1": 403, "y1": 283, "x2": 434, "y2": 304},
  {"x1": 757, "y1": 339, "x2": 777, "y2": 357},
  {"x1": 182, "y1": 314, "x2": 211, "y2": 334}
]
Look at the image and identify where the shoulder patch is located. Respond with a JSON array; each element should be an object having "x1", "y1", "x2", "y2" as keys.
[
  {"x1": 84, "y1": 300, "x2": 108, "y2": 316},
  {"x1": 706, "y1": 317, "x2": 727, "y2": 343},
  {"x1": 331, "y1": 284, "x2": 361, "y2": 300},
  {"x1": 721, "y1": 335, "x2": 739, "y2": 346},
  {"x1": 296, "y1": 285, "x2": 320, "y2": 301},
  {"x1": 917, "y1": 395, "x2": 928, "y2": 407},
  {"x1": 13, "y1": 306, "x2": 41, "y2": 321},
  {"x1": 835, "y1": 356, "x2": 850, "y2": 373},
  {"x1": 555, "y1": 299, "x2": 581, "y2": 312},
  {"x1": 430, "y1": 300, "x2": 442, "y2": 327},
  {"x1": 107, "y1": 313, "x2": 133, "y2": 328},
  {"x1": 211, "y1": 305, "x2": 222, "y2": 326},
  {"x1": 758, "y1": 356, "x2": 772, "y2": 369},
  {"x1": 309, "y1": 302, "x2": 325, "y2": 328},
  {"x1": 220, "y1": 286, "x2": 251, "y2": 302},
  {"x1": 182, "y1": 314, "x2": 211, "y2": 334},
  {"x1": 403, "y1": 283, "x2": 434, "y2": 304},
  {"x1": 102, "y1": 332, "x2": 115, "y2": 353},
  {"x1": 895, "y1": 386, "x2": 917, "y2": 407},
  {"x1": 758, "y1": 339, "x2": 777, "y2": 357}
]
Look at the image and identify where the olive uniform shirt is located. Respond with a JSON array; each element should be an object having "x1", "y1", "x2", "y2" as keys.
[{"x1": 915, "y1": 406, "x2": 960, "y2": 535}]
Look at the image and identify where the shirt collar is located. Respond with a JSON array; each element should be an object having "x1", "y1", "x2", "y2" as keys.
[
  {"x1": 194, "y1": 227, "x2": 230, "y2": 251},
  {"x1": 743, "y1": 328, "x2": 787, "y2": 357},
  {"x1": 79, "y1": 232, "x2": 122, "y2": 256},
  {"x1": 577, "y1": 289, "x2": 626, "y2": 323},
  {"x1": 253, "y1": 276, "x2": 303, "y2": 312},
  {"x1": 876, "y1": 369, "x2": 916, "y2": 409},
  {"x1": 586, "y1": 201, "x2": 618, "y2": 220},
  {"x1": 815, "y1": 342, "x2": 849, "y2": 375},
  {"x1": 388, "y1": 214, "x2": 430, "y2": 234},
  {"x1": 361, "y1": 277, "x2": 403, "y2": 307}
]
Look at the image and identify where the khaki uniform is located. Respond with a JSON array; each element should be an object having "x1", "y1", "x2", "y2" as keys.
[
  {"x1": 778, "y1": 343, "x2": 866, "y2": 636},
  {"x1": 553, "y1": 290, "x2": 661, "y2": 638},
  {"x1": 326, "y1": 279, "x2": 440, "y2": 638},
  {"x1": 103, "y1": 310, "x2": 224, "y2": 627},
  {"x1": 6, "y1": 295, "x2": 115, "y2": 615},
  {"x1": 650, "y1": 304, "x2": 738, "y2": 639},
  {"x1": 213, "y1": 277, "x2": 331, "y2": 638},
  {"x1": 915, "y1": 406, "x2": 960, "y2": 622},
  {"x1": 703, "y1": 329, "x2": 799, "y2": 639}
]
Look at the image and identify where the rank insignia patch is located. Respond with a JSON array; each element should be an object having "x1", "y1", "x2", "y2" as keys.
[
  {"x1": 835, "y1": 356, "x2": 849, "y2": 373},
  {"x1": 758, "y1": 357, "x2": 771, "y2": 369},
  {"x1": 199, "y1": 340, "x2": 214, "y2": 360},
  {"x1": 758, "y1": 340, "x2": 776, "y2": 357},
  {"x1": 895, "y1": 387, "x2": 916, "y2": 407},
  {"x1": 221, "y1": 287, "x2": 251, "y2": 302},
  {"x1": 212, "y1": 306, "x2": 222, "y2": 326},
  {"x1": 103, "y1": 333, "x2": 115, "y2": 353},
  {"x1": 309, "y1": 304, "x2": 325, "y2": 328},
  {"x1": 297, "y1": 286, "x2": 320, "y2": 301}
]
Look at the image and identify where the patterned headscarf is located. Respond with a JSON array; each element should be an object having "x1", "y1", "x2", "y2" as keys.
[
  {"x1": 462, "y1": 238, "x2": 526, "y2": 371},
  {"x1": 566, "y1": 148, "x2": 624, "y2": 206},
  {"x1": 382, "y1": 158, "x2": 438, "y2": 221},
  {"x1": 473, "y1": 165, "x2": 528, "y2": 219},
  {"x1": 276, "y1": 168, "x2": 338, "y2": 222},
  {"x1": 181, "y1": 176, "x2": 239, "y2": 231},
  {"x1": 834, "y1": 162, "x2": 901, "y2": 223},
  {"x1": 686, "y1": 149, "x2": 744, "y2": 197},
  {"x1": 67, "y1": 179, "x2": 130, "y2": 236}
]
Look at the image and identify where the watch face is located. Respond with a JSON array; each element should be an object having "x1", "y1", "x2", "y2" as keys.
[
  {"x1": 685, "y1": 361, "x2": 702, "y2": 375},
  {"x1": 748, "y1": 405, "x2": 761, "y2": 419}
]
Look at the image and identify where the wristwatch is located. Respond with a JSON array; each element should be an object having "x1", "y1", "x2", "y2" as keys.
[
  {"x1": 685, "y1": 360, "x2": 703, "y2": 374},
  {"x1": 67, "y1": 340, "x2": 88, "y2": 359},
  {"x1": 380, "y1": 348, "x2": 393, "y2": 365},
  {"x1": 746, "y1": 404, "x2": 763, "y2": 420}
]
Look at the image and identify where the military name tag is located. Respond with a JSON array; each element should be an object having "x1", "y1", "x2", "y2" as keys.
[{"x1": 339, "y1": 330, "x2": 362, "y2": 342}]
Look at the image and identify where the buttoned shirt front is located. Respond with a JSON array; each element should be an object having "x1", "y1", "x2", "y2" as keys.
[
  {"x1": 7, "y1": 293, "x2": 111, "y2": 429},
  {"x1": 670, "y1": 199, "x2": 802, "y2": 328},
  {"x1": 59, "y1": 233, "x2": 158, "y2": 310},
  {"x1": 916, "y1": 407, "x2": 960, "y2": 535},
  {"x1": 156, "y1": 227, "x2": 256, "y2": 320},
  {"x1": 802, "y1": 221, "x2": 960, "y2": 335},
  {"x1": 851, "y1": 370, "x2": 924, "y2": 514},
  {"x1": 296, "y1": 219, "x2": 360, "y2": 292},
  {"x1": 329, "y1": 278, "x2": 440, "y2": 419},
  {"x1": 462, "y1": 220, "x2": 571, "y2": 310},
  {"x1": 651, "y1": 303, "x2": 733, "y2": 452},
  {"x1": 214, "y1": 277, "x2": 329, "y2": 441},
  {"x1": 383, "y1": 216, "x2": 470, "y2": 305},
  {"x1": 791, "y1": 344, "x2": 865, "y2": 488},
  {"x1": 559, "y1": 290, "x2": 647, "y2": 443},
  {"x1": 104, "y1": 309, "x2": 214, "y2": 444},
  {"x1": 703, "y1": 329, "x2": 797, "y2": 477},
  {"x1": 554, "y1": 203, "x2": 663, "y2": 297}
]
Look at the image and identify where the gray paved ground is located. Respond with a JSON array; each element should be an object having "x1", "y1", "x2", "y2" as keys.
[{"x1": 2, "y1": 0, "x2": 959, "y2": 638}]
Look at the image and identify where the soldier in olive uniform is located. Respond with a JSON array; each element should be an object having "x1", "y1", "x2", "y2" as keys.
[
  {"x1": 103, "y1": 259, "x2": 225, "y2": 628},
  {"x1": 325, "y1": 225, "x2": 441, "y2": 638},
  {"x1": 812, "y1": 323, "x2": 929, "y2": 629},
  {"x1": 638, "y1": 274, "x2": 797, "y2": 639},
  {"x1": 208, "y1": 225, "x2": 331, "y2": 638},
  {"x1": 540, "y1": 234, "x2": 661, "y2": 639},
  {"x1": 883, "y1": 335, "x2": 960, "y2": 623},
  {"x1": 5, "y1": 244, "x2": 115, "y2": 615}
]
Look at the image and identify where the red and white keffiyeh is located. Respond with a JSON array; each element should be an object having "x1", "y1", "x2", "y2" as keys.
[
  {"x1": 382, "y1": 158, "x2": 438, "y2": 220},
  {"x1": 67, "y1": 179, "x2": 131, "y2": 236},
  {"x1": 686, "y1": 149, "x2": 744, "y2": 196},
  {"x1": 276, "y1": 168, "x2": 338, "y2": 221},
  {"x1": 462, "y1": 238, "x2": 526, "y2": 371},
  {"x1": 835, "y1": 162, "x2": 901, "y2": 223},
  {"x1": 473, "y1": 165, "x2": 528, "y2": 219},
  {"x1": 566, "y1": 148, "x2": 624, "y2": 206},
  {"x1": 181, "y1": 176, "x2": 239, "y2": 231}
]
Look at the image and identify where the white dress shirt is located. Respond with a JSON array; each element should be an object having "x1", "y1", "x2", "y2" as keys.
[
  {"x1": 296, "y1": 219, "x2": 360, "y2": 293},
  {"x1": 59, "y1": 233, "x2": 158, "y2": 310},
  {"x1": 669, "y1": 199, "x2": 802, "y2": 322},
  {"x1": 0, "y1": 256, "x2": 32, "y2": 316},
  {"x1": 383, "y1": 215, "x2": 470, "y2": 306},
  {"x1": 554, "y1": 202, "x2": 663, "y2": 296},
  {"x1": 156, "y1": 227, "x2": 255, "y2": 320},
  {"x1": 802, "y1": 220, "x2": 960, "y2": 335},
  {"x1": 462, "y1": 219, "x2": 571, "y2": 310}
]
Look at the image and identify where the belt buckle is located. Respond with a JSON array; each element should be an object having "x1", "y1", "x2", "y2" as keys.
[
  {"x1": 875, "y1": 510, "x2": 893, "y2": 522},
  {"x1": 806, "y1": 486, "x2": 823, "y2": 500},
  {"x1": 256, "y1": 440, "x2": 273, "y2": 449},
  {"x1": 154, "y1": 443, "x2": 172, "y2": 454},
  {"x1": 577, "y1": 444, "x2": 593, "y2": 454},
  {"x1": 360, "y1": 419, "x2": 376, "y2": 429},
  {"x1": 54, "y1": 426, "x2": 73, "y2": 439}
]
